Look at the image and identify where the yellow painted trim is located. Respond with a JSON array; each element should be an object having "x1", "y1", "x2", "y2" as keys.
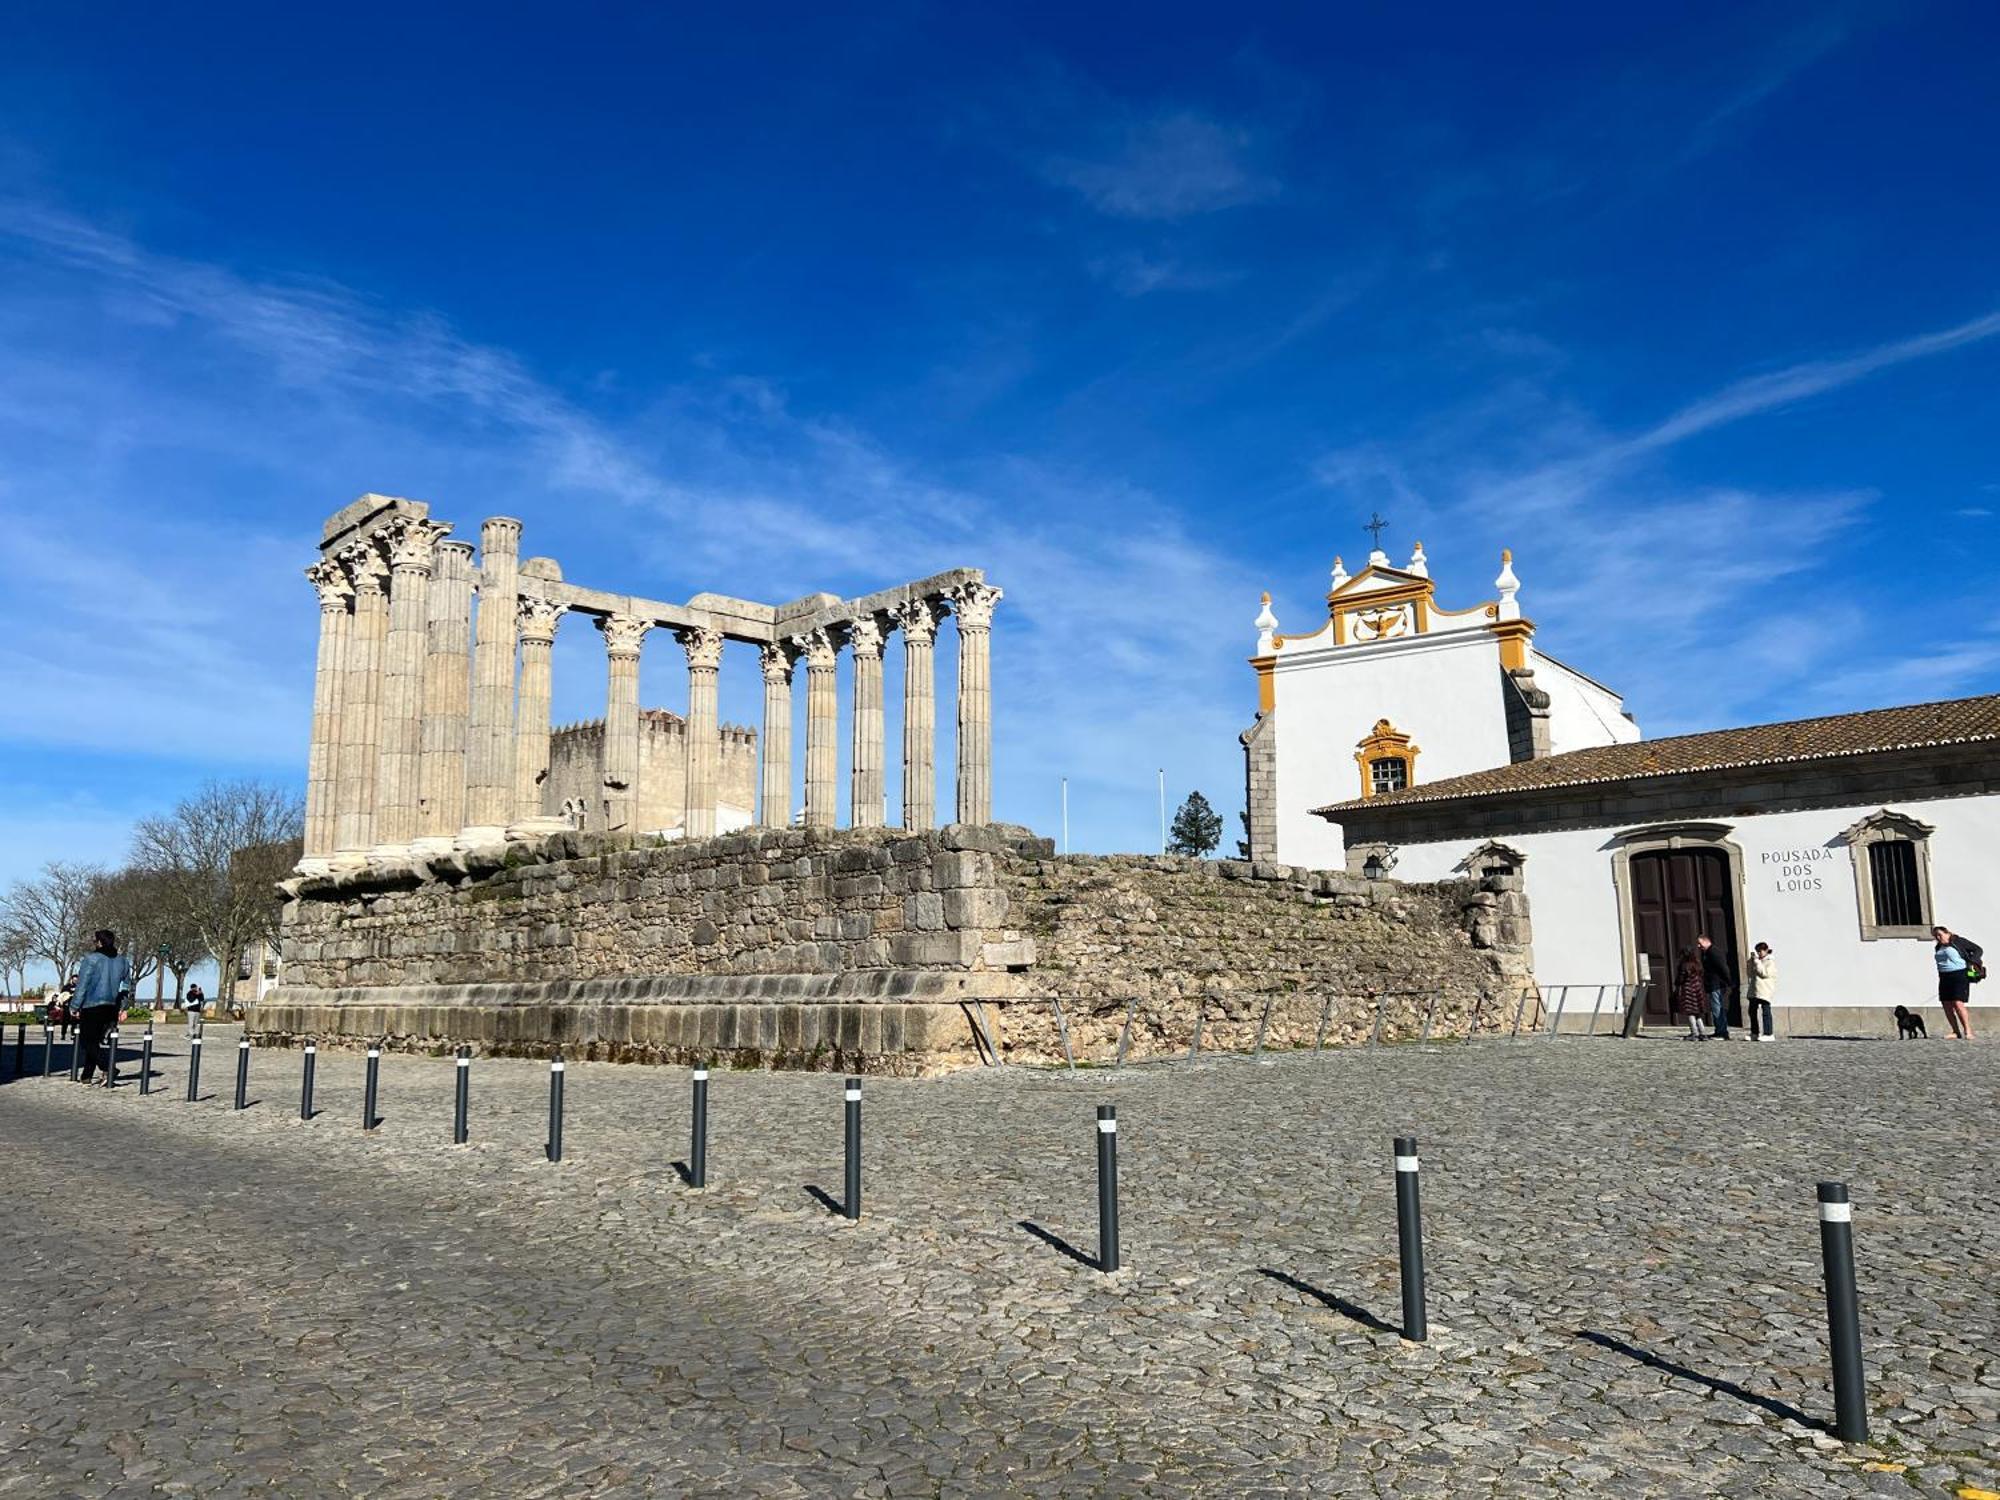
[
  {"x1": 1353, "y1": 718, "x2": 1419, "y2": 798},
  {"x1": 1489, "y1": 618, "x2": 1536, "y2": 671},
  {"x1": 1249, "y1": 655, "x2": 1276, "y2": 713}
]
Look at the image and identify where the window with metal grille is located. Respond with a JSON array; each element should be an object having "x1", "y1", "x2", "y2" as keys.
[
  {"x1": 1868, "y1": 839, "x2": 1924, "y2": 928},
  {"x1": 1369, "y1": 757, "x2": 1409, "y2": 795}
]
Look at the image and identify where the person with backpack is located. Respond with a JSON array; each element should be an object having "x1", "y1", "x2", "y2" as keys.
[{"x1": 1932, "y1": 926, "x2": 1981, "y2": 1041}]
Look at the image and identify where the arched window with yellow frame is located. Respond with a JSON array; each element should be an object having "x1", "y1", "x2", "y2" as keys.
[{"x1": 1354, "y1": 719, "x2": 1419, "y2": 798}]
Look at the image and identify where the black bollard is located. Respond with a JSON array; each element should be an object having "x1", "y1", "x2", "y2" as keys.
[
  {"x1": 69, "y1": 1030, "x2": 82, "y2": 1082},
  {"x1": 140, "y1": 1025, "x2": 155, "y2": 1096},
  {"x1": 362, "y1": 1045, "x2": 380, "y2": 1131},
  {"x1": 11, "y1": 1019, "x2": 21, "y2": 1076},
  {"x1": 185, "y1": 1032, "x2": 203, "y2": 1102},
  {"x1": 1096, "y1": 1104, "x2": 1121, "y2": 1273},
  {"x1": 690, "y1": 1063, "x2": 708, "y2": 1188},
  {"x1": 843, "y1": 1077, "x2": 862, "y2": 1221},
  {"x1": 452, "y1": 1046, "x2": 469, "y2": 1144},
  {"x1": 546, "y1": 1054, "x2": 565, "y2": 1162},
  {"x1": 103, "y1": 1026, "x2": 119, "y2": 1088},
  {"x1": 301, "y1": 1042, "x2": 317, "y2": 1120},
  {"x1": 1394, "y1": 1135, "x2": 1427, "y2": 1341},
  {"x1": 42, "y1": 1024, "x2": 54, "y2": 1078},
  {"x1": 1817, "y1": 1182, "x2": 1869, "y2": 1442},
  {"x1": 234, "y1": 1037, "x2": 250, "y2": 1110}
]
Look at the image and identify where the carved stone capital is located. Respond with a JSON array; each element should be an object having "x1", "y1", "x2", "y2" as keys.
[
  {"x1": 597, "y1": 612, "x2": 651, "y2": 659},
  {"x1": 382, "y1": 516, "x2": 451, "y2": 574},
  {"x1": 759, "y1": 640, "x2": 797, "y2": 685},
  {"x1": 306, "y1": 558, "x2": 352, "y2": 611},
  {"x1": 793, "y1": 627, "x2": 840, "y2": 672},
  {"x1": 517, "y1": 593, "x2": 564, "y2": 646},
  {"x1": 676, "y1": 623, "x2": 725, "y2": 672},
  {"x1": 893, "y1": 595, "x2": 944, "y2": 646},
  {"x1": 846, "y1": 613, "x2": 887, "y2": 660},
  {"x1": 339, "y1": 538, "x2": 391, "y2": 598},
  {"x1": 947, "y1": 581, "x2": 1003, "y2": 632}
]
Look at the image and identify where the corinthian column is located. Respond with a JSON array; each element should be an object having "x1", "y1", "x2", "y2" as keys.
[
  {"x1": 950, "y1": 581, "x2": 1002, "y2": 825},
  {"x1": 462, "y1": 516, "x2": 522, "y2": 844},
  {"x1": 513, "y1": 581, "x2": 565, "y2": 829},
  {"x1": 848, "y1": 614, "x2": 887, "y2": 828},
  {"x1": 598, "y1": 613, "x2": 650, "y2": 832},
  {"x1": 758, "y1": 641, "x2": 796, "y2": 827},
  {"x1": 415, "y1": 540, "x2": 475, "y2": 853},
  {"x1": 893, "y1": 595, "x2": 942, "y2": 830},
  {"x1": 333, "y1": 539, "x2": 391, "y2": 860},
  {"x1": 300, "y1": 559, "x2": 353, "y2": 870},
  {"x1": 374, "y1": 516, "x2": 448, "y2": 853},
  {"x1": 798, "y1": 628, "x2": 840, "y2": 829},
  {"x1": 677, "y1": 624, "x2": 725, "y2": 840}
]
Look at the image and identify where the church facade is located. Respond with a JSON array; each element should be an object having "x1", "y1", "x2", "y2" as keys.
[{"x1": 1243, "y1": 541, "x2": 1999, "y2": 1034}]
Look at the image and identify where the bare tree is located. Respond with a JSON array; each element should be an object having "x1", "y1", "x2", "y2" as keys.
[
  {"x1": 85, "y1": 867, "x2": 210, "y2": 1001},
  {"x1": 132, "y1": 779, "x2": 303, "y2": 1010},
  {"x1": 0, "y1": 925, "x2": 32, "y2": 1001},
  {"x1": 2, "y1": 860, "x2": 102, "y2": 982}
]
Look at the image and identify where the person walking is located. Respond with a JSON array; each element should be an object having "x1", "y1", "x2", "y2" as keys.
[
  {"x1": 1747, "y1": 942, "x2": 1776, "y2": 1041},
  {"x1": 1674, "y1": 947, "x2": 1709, "y2": 1040},
  {"x1": 1697, "y1": 934, "x2": 1734, "y2": 1041},
  {"x1": 72, "y1": 930, "x2": 132, "y2": 1084},
  {"x1": 1932, "y1": 925, "x2": 1981, "y2": 1041},
  {"x1": 52, "y1": 976, "x2": 77, "y2": 1040}
]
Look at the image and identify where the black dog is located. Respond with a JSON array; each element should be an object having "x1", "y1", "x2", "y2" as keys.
[{"x1": 1894, "y1": 1005, "x2": 1927, "y2": 1039}]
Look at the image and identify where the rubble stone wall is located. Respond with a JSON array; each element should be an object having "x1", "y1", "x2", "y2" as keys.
[{"x1": 252, "y1": 826, "x2": 1532, "y2": 1073}]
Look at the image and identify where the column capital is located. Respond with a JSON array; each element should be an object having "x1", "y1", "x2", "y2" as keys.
[
  {"x1": 892, "y1": 594, "x2": 945, "y2": 645},
  {"x1": 846, "y1": 613, "x2": 887, "y2": 660},
  {"x1": 517, "y1": 593, "x2": 564, "y2": 646},
  {"x1": 793, "y1": 627, "x2": 840, "y2": 671},
  {"x1": 339, "y1": 538, "x2": 391, "y2": 598},
  {"x1": 597, "y1": 612, "x2": 651, "y2": 660},
  {"x1": 306, "y1": 558, "x2": 353, "y2": 611},
  {"x1": 382, "y1": 515, "x2": 451, "y2": 575},
  {"x1": 948, "y1": 580, "x2": 1003, "y2": 632},
  {"x1": 759, "y1": 640, "x2": 798, "y2": 685},
  {"x1": 676, "y1": 623, "x2": 725, "y2": 671}
]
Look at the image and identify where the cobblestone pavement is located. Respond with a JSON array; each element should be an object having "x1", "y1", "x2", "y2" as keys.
[{"x1": 2, "y1": 1027, "x2": 1995, "y2": 1498}]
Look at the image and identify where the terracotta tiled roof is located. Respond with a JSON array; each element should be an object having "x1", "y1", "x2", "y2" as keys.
[{"x1": 1314, "y1": 694, "x2": 2000, "y2": 817}]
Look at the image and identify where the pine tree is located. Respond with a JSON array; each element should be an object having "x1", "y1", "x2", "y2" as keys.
[
  {"x1": 1235, "y1": 809, "x2": 1251, "y2": 859},
  {"x1": 1167, "y1": 791, "x2": 1224, "y2": 857}
]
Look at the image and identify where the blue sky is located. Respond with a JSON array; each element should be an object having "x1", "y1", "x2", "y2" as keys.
[{"x1": 2, "y1": 0, "x2": 1997, "y2": 896}]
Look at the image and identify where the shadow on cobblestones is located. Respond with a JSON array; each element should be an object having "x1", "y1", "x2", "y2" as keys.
[
  {"x1": 1258, "y1": 1268, "x2": 1400, "y2": 1335},
  {"x1": 1579, "y1": 1329, "x2": 1826, "y2": 1431}
]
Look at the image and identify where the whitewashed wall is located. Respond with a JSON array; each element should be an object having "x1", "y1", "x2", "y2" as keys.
[
  {"x1": 1531, "y1": 650, "x2": 1642, "y2": 756},
  {"x1": 1382, "y1": 792, "x2": 2000, "y2": 1010}
]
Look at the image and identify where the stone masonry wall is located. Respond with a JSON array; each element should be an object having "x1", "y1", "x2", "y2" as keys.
[
  {"x1": 544, "y1": 710, "x2": 758, "y2": 834},
  {"x1": 989, "y1": 854, "x2": 1532, "y2": 1064},
  {"x1": 253, "y1": 826, "x2": 1532, "y2": 1073}
]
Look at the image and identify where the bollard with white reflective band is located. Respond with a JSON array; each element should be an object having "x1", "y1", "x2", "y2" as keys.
[
  {"x1": 140, "y1": 1025, "x2": 155, "y2": 1096},
  {"x1": 1096, "y1": 1104, "x2": 1122, "y2": 1272},
  {"x1": 689, "y1": 1064, "x2": 709, "y2": 1188},
  {"x1": 1817, "y1": 1181, "x2": 1869, "y2": 1442},
  {"x1": 546, "y1": 1054, "x2": 565, "y2": 1162},
  {"x1": 301, "y1": 1043, "x2": 317, "y2": 1120},
  {"x1": 452, "y1": 1046, "x2": 470, "y2": 1144},
  {"x1": 42, "y1": 1023, "x2": 54, "y2": 1078},
  {"x1": 1395, "y1": 1135, "x2": 1427, "y2": 1341},
  {"x1": 362, "y1": 1046, "x2": 381, "y2": 1131},
  {"x1": 184, "y1": 1032, "x2": 202, "y2": 1101},
  {"x1": 843, "y1": 1077, "x2": 862, "y2": 1221},
  {"x1": 103, "y1": 1027, "x2": 119, "y2": 1088},
  {"x1": 234, "y1": 1037, "x2": 250, "y2": 1110}
]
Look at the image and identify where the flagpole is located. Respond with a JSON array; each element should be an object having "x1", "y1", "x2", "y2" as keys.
[
  {"x1": 1157, "y1": 769, "x2": 1166, "y2": 854},
  {"x1": 1061, "y1": 777, "x2": 1069, "y2": 854}
]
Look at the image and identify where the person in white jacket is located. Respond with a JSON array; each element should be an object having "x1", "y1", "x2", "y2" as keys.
[{"x1": 1747, "y1": 942, "x2": 1776, "y2": 1041}]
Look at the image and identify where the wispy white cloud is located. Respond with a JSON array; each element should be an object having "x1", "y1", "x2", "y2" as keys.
[
  {"x1": 1086, "y1": 251, "x2": 1242, "y2": 297},
  {"x1": 1043, "y1": 111, "x2": 1276, "y2": 220}
]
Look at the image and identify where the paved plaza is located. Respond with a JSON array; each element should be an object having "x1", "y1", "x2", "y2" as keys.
[{"x1": 2, "y1": 1028, "x2": 1995, "y2": 1498}]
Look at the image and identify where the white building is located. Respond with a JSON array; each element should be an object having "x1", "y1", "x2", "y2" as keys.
[{"x1": 1243, "y1": 541, "x2": 1998, "y2": 1035}]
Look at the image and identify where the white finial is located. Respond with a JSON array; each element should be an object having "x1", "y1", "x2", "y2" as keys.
[
  {"x1": 1495, "y1": 548, "x2": 1521, "y2": 621},
  {"x1": 1329, "y1": 555, "x2": 1349, "y2": 591},
  {"x1": 1368, "y1": 544, "x2": 1390, "y2": 569},
  {"x1": 1406, "y1": 541, "x2": 1429, "y2": 578},
  {"x1": 1254, "y1": 591, "x2": 1279, "y2": 654}
]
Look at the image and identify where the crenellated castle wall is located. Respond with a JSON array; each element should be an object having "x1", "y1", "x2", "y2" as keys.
[{"x1": 543, "y1": 708, "x2": 758, "y2": 834}]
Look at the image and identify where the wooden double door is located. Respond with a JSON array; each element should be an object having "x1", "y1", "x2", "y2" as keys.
[{"x1": 1630, "y1": 848, "x2": 1740, "y2": 1027}]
